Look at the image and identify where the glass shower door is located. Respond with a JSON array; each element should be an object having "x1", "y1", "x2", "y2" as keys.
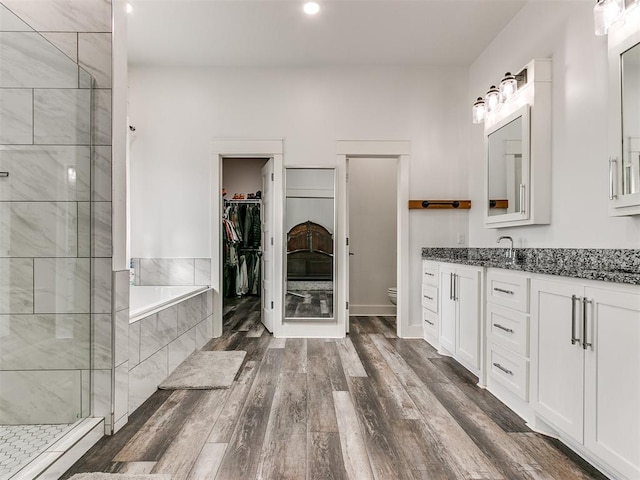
[{"x1": 0, "y1": 5, "x2": 94, "y2": 477}]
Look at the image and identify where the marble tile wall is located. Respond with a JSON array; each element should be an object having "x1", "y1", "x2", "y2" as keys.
[
  {"x1": 128, "y1": 289, "x2": 214, "y2": 413},
  {"x1": 0, "y1": 0, "x2": 116, "y2": 433},
  {"x1": 132, "y1": 258, "x2": 212, "y2": 286}
]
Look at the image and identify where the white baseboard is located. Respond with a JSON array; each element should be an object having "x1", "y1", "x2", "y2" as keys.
[{"x1": 349, "y1": 304, "x2": 397, "y2": 316}]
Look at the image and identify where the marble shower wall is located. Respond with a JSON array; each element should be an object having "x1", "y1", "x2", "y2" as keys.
[{"x1": 0, "y1": 0, "x2": 116, "y2": 430}]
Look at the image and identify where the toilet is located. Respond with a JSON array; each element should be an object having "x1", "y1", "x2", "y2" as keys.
[{"x1": 387, "y1": 287, "x2": 397, "y2": 305}]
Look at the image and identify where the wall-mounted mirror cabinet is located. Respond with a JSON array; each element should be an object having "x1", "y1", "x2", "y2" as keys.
[
  {"x1": 484, "y1": 59, "x2": 552, "y2": 228},
  {"x1": 608, "y1": 5, "x2": 640, "y2": 216},
  {"x1": 284, "y1": 168, "x2": 336, "y2": 322},
  {"x1": 487, "y1": 105, "x2": 530, "y2": 222}
]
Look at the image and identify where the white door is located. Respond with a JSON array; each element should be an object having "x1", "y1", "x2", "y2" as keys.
[
  {"x1": 530, "y1": 278, "x2": 585, "y2": 443},
  {"x1": 584, "y1": 286, "x2": 640, "y2": 479},
  {"x1": 439, "y1": 265, "x2": 456, "y2": 354},
  {"x1": 261, "y1": 159, "x2": 274, "y2": 332},
  {"x1": 456, "y1": 266, "x2": 481, "y2": 372}
]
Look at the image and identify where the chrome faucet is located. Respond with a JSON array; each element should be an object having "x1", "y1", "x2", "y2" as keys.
[{"x1": 497, "y1": 236, "x2": 516, "y2": 265}]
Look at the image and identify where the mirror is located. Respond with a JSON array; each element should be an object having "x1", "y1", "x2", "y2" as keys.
[
  {"x1": 621, "y1": 41, "x2": 640, "y2": 195},
  {"x1": 284, "y1": 168, "x2": 335, "y2": 321},
  {"x1": 486, "y1": 105, "x2": 530, "y2": 219}
]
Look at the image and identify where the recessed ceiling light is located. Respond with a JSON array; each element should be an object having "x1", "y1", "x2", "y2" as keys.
[
  {"x1": 126, "y1": 3, "x2": 133, "y2": 14},
  {"x1": 303, "y1": 2, "x2": 320, "y2": 15}
]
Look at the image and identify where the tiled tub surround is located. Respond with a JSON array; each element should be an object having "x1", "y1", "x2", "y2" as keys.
[
  {"x1": 128, "y1": 288, "x2": 213, "y2": 413},
  {"x1": 422, "y1": 248, "x2": 640, "y2": 285},
  {"x1": 130, "y1": 285, "x2": 209, "y2": 320},
  {"x1": 131, "y1": 258, "x2": 212, "y2": 286}
]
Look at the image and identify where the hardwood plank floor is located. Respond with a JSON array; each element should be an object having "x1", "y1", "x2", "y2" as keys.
[{"x1": 65, "y1": 296, "x2": 608, "y2": 480}]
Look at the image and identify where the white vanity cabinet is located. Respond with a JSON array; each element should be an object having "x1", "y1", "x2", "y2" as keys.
[
  {"x1": 531, "y1": 277, "x2": 640, "y2": 479},
  {"x1": 421, "y1": 260, "x2": 440, "y2": 346},
  {"x1": 485, "y1": 269, "x2": 531, "y2": 419},
  {"x1": 439, "y1": 263, "x2": 483, "y2": 376}
]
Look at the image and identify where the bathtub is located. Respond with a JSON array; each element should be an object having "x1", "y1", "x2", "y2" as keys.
[{"x1": 129, "y1": 285, "x2": 210, "y2": 323}]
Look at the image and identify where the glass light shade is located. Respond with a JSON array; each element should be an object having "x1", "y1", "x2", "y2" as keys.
[
  {"x1": 303, "y1": 1, "x2": 320, "y2": 15},
  {"x1": 472, "y1": 97, "x2": 486, "y2": 124},
  {"x1": 594, "y1": 0, "x2": 623, "y2": 35},
  {"x1": 126, "y1": 2, "x2": 133, "y2": 13},
  {"x1": 485, "y1": 85, "x2": 501, "y2": 114},
  {"x1": 499, "y1": 72, "x2": 517, "y2": 102}
]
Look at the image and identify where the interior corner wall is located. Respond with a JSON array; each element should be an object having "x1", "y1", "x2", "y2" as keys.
[{"x1": 467, "y1": 2, "x2": 640, "y2": 248}]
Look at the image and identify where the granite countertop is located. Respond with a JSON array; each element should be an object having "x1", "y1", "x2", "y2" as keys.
[{"x1": 421, "y1": 248, "x2": 640, "y2": 286}]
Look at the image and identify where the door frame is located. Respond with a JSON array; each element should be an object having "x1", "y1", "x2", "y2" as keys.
[
  {"x1": 337, "y1": 140, "x2": 415, "y2": 338},
  {"x1": 211, "y1": 139, "x2": 284, "y2": 338}
]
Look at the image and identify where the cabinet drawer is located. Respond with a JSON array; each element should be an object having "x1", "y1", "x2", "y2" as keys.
[
  {"x1": 422, "y1": 261, "x2": 439, "y2": 286},
  {"x1": 487, "y1": 270, "x2": 530, "y2": 313},
  {"x1": 421, "y1": 284, "x2": 438, "y2": 312},
  {"x1": 488, "y1": 343, "x2": 529, "y2": 401},
  {"x1": 487, "y1": 304, "x2": 529, "y2": 357},
  {"x1": 423, "y1": 307, "x2": 438, "y2": 339}
]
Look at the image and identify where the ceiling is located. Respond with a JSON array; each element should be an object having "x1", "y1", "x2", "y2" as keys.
[{"x1": 127, "y1": 0, "x2": 528, "y2": 67}]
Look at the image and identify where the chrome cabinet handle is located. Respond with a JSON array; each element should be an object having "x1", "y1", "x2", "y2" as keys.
[
  {"x1": 571, "y1": 295, "x2": 580, "y2": 345},
  {"x1": 519, "y1": 184, "x2": 525, "y2": 214},
  {"x1": 609, "y1": 157, "x2": 618, "y2": 200},
  {"x1": 0, "y1": 172, "x2": 8, "y2": 178},
  {"x1": 493, "y1": 323, "x2": 514, "y2": 334},
  {"x1": 493, "y1": 363, "x2": 514, "y2": 376},
  {"x1": 493, "y1": 287, "x2": 514, "y2": 295},
  {"x1": 425, "y1": 272, "x2": 435, "y2": 277},
  {"x1": 449, "y1": 273, "x2": 453, "y2": 300},
  {"x1": 425, "y1": 318, "x2": 434, "y2": 326},
  {"x1": 582, "y1": 298, "x2": 593, "y2": 350},
  {"x1": 453, "y1": 273, "x2": 458, "y2": 301},
  {"x1": 424, "y1": 295, "x2": 433, "y2": 301}
]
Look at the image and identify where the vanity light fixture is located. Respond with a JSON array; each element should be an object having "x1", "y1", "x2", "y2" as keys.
[
  {"x1": 485, "y1": 85, "x2": 501, "y2": 114},
  {"x1": 594, "y1": 0, "x2": 624, "y2": 35},
  {"x1": 472, "y1": 97, "x2": 486, "y2": 124},
  {"x1": 499, "y1": 72, "x2": 518, "y2": 102},
  {"x1": 303, "y1": 1, "x2": 320, "y2": 15},
  {"x1": 126, "y1": 2, "x2": 133, "y2": 13}
]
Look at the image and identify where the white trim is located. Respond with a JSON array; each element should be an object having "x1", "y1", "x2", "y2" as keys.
[
  {"x1": 337, "y1": 140, "x2": 418, "y2": 339},
  {"x1": 211, "y1": 139, "x2": 284, "y2": 338}
]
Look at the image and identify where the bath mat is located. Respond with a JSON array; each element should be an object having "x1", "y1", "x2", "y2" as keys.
[
  {"x1": 69, "y1": 475, "x2": 170, "y2": 480},
  {"x1": 158, "y1": 350, "x2": 246, "y2": 390}
]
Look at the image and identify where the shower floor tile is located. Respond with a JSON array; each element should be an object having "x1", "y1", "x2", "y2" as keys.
[{"x1": 0, "y1": 423, "x2": 72, "y2": 480}]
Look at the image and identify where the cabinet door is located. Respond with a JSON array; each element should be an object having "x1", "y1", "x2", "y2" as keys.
[
  {"x1": 456, "y1": 266, "x2": 481, "y2": 371},
  {"x1": 531, "y1": 278, "x2": 584, "y2": 443},
  {"x1": 584, "y1": 286, "x2": 640, "y2": 479},
  {"x1": 439, "y1": 266, "x2": 456, "y2": 354}
]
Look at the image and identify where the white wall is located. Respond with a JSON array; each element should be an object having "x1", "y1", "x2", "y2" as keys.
[
  {"x1": 129, "y1": 66, "x2": 471, "y2": 333},
  {"x1": 468, "y1": 2, "x2": 640, "y2": 248},
  {"x1": 348, "y1": 157, "x2": 397, "y2": 312}
]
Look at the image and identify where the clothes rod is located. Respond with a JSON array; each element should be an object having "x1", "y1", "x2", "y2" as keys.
[
  {"x1": 408, "y1": 200, "x2": 472, "y2": 209},
  {"x1": 224, "y1": 199, "x2": 262, "y2": 204}
]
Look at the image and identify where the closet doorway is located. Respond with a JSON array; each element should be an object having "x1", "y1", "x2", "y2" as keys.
[
  {"x1": 346, "y1": 157, "x2": 398, "y2": 321},
  {"x1": 222, "y1": 157, "x2": 273, "y2": 333}
]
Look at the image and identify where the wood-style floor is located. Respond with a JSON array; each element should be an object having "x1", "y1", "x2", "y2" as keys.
[{"x1": 64, "y1": 296, "x2": 607, "y2": 480}]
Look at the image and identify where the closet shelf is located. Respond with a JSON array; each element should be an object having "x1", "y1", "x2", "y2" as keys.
[
  {"x1": 409, "y1": 200, "x2": 472, "y2": 210},
  {"x1": 224, "y1": 198, "x2": 262, "y2": 204}
]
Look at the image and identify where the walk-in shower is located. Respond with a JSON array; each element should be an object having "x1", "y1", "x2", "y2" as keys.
[{"x1": 0, "y1": 4, "x2": 98, "y2": 477}]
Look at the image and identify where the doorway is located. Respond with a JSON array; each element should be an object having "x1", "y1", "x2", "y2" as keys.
[
  {"x1": 347, "y1": 157, "x2": 398, "y2": 323},
  {"x1": 221, "y1": 157, "x2": 272, "y2": 333}
]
